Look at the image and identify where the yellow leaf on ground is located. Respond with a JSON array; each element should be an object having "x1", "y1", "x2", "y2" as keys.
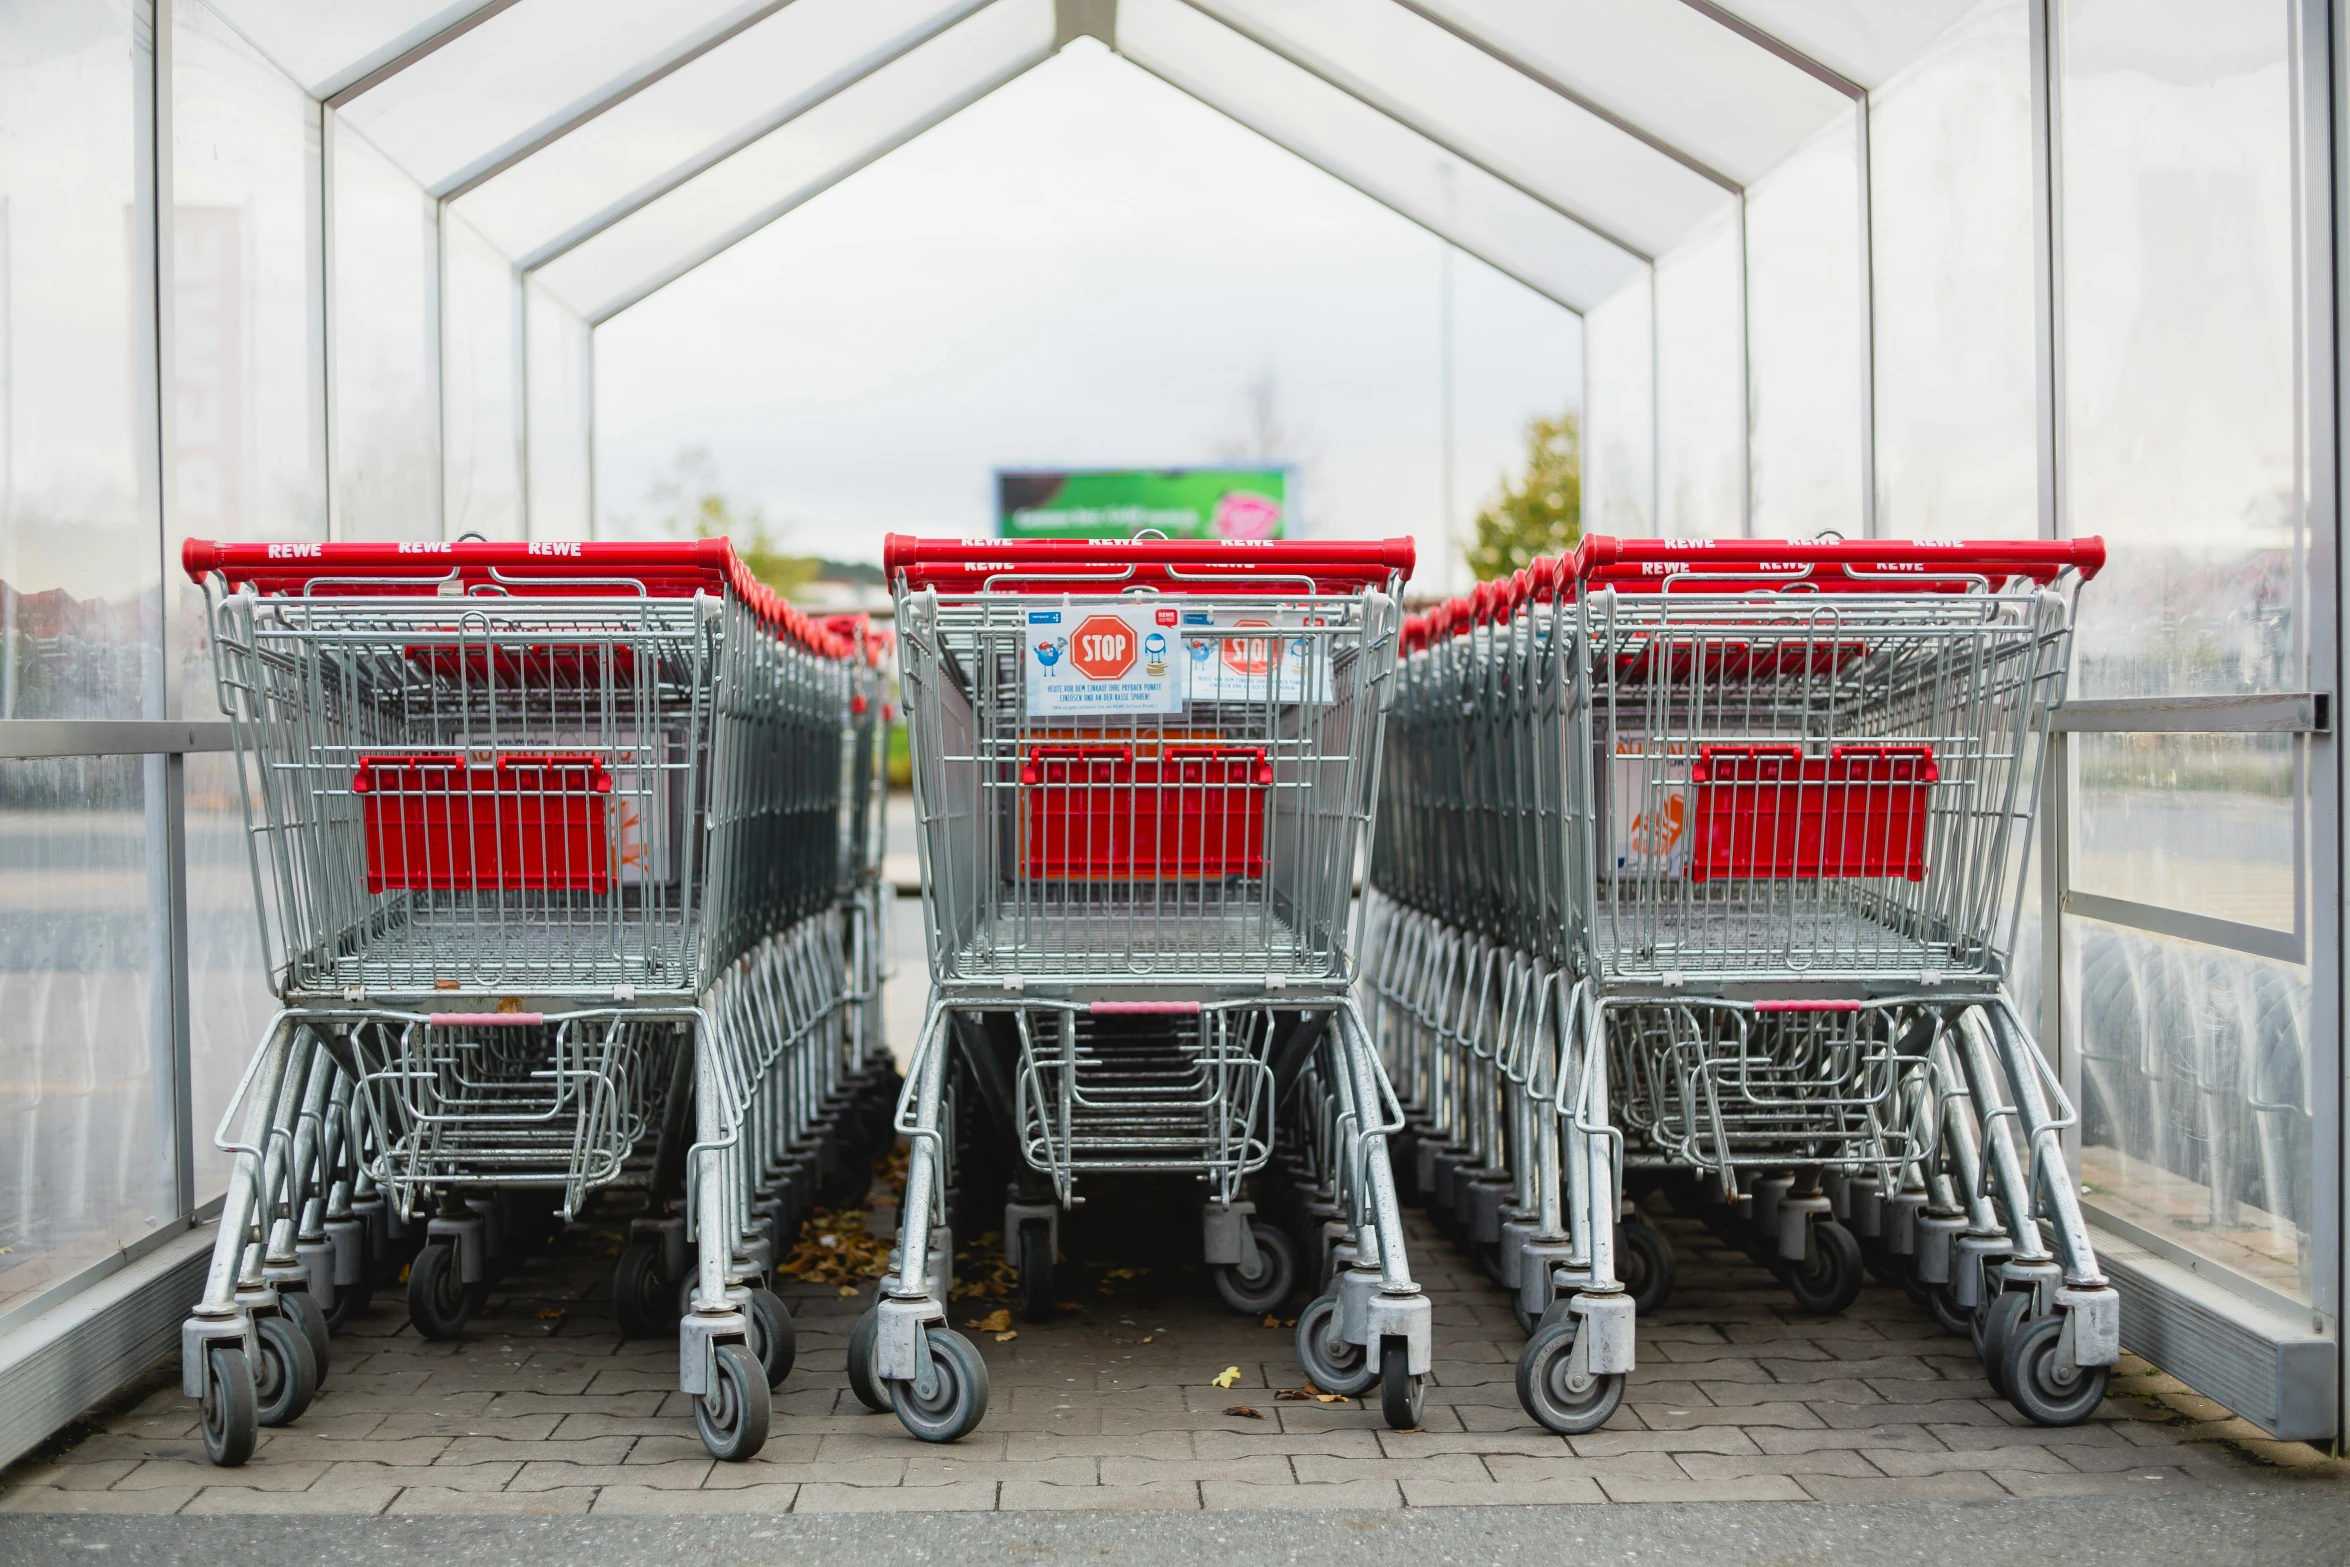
[
  {"x1": 837, "y1": 1285, "x2": 858, "y2": 1297},
  {"x1": 1210, "y1": 1365, "x2": 1241, "y2": 1389},
  {"x1": 973, "y1": 1309, "x2": 1011, "y2": 1333},
  {"x1": 993, "y1": 1330, "x2": 1018, "y2": 1343},
  {"x1": 536, "y1": 1308, "x2": 565, "y2": 1320}
]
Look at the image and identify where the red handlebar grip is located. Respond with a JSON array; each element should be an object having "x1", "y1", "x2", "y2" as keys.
[
  {"x1": 883, "y1": 532, "x2": 1416, "y2": 593},
  {"x1": 1570, "y1": 534, "x2": 2105, "y2": 588}
]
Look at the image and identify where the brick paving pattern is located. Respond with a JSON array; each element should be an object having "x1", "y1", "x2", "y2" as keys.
[{"x1": 4, "y1": 1204, "x2": 2340, "y2": 1514}]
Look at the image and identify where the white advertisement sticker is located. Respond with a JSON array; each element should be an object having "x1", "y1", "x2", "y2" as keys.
[
  {"x1": 1024, "y1": 606, "x2": 1183, "y2": 715},
  {"x1": 1180, "y1": 608, "x2": 1332, "y2": 704}
]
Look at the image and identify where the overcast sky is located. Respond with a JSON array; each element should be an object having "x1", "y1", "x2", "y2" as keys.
[{"x1": 592, "y1": 38, "x2": 1581, "y2": 601}]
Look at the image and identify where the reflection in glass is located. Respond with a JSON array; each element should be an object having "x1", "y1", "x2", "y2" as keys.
[
  {"x1": 1868, "y1": 0, "x2": 2037, "y2": 539},
  {"x1": 0, "y1": 758, "x2": 172, "y2": 1315},
  {"x1": 2071, "y1": 732, "x2": 2295, "y2": 932},
  {"x1": 443, "y1": 215, "x2": 523, "y2": 540},
  {"x1": 330, "y1": 117, "x2": 441, "y2": 541},
  {"x1": 2067, "y1": 915, "x2": 2312, "y2": 1305},
  {"x1": 1583, "y1": 274, "x2": 1653, "y2": 537},
  {"x1": 1653, "y1": 211, "x2": 1743, "y2": 538},
  {"x1": 2057, "y1": 0, "x2": 2300, "y2": 698},
  {"x1": 528, "y1": 286, "x2": 594, "y2": 540},
  {"x1": 0, "y1": 0, "x2": 161, "y2": 722},
  {"x1": 183, "y1": 747, "x2": 274, "y2": 1200},
  {"x1": 1744, "y1": 111, "x2": 1864, "y2": 539}
]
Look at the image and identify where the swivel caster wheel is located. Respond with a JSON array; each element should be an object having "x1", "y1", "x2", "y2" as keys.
[
  {"x1": 280, "y1": 1288, "x2": 332, "y2": 1380},
  {"x1": 1212, "y1": 1223, "x2": 1296, "y2": 1315},
  {"x1": 1016, "y1": 1219, "x2": 1056, "y2": 1325},
  {"x1": 1975, "y1": 1290, "x2": 2034, "y2": 1397},
  {"x1": 846, "y1": 1306, "x2": 891, "y2": 1413},
  {"x1": 744, "y1": 1285, "x2": 797, "y2": 1389},
  {"x1": 254, "y1": 1314, "x2": 318, "y2": 1429},
  {"x1": 406, "y1": 1240, "x2": 485, "y2": 1340},
  {"x1": 198, "y1": 1345, "x2": 258, "y2": 1468},
  {"x1": 612, "y1": 1242, "x2": 680, "y2": 1339},
  {"x1": 1782, "y1": 1219, "x2": 1864, "y2": 1316},
  {"x1": 2003, "y1": 1313, "x2": 2110, "y2": 1427},
  {"x1": 1378, "y1": 1337, "x2": 1424, "y2": 1431},
  {"x1": 1293, "y1": 1293, "x2": 1377, "y2": 1396},
  {"x1": 1617, "y1": 1217, "x2": 1678, "y2": 1315},
  {"x1": 889, "y1": 1327, "x2": 990, "y2": 1443},
  {"x1": 1515, "y1": 1318, "x2": 1626, "y2": 1435},
  {"x1": 693, "y1": 1343, "x2": 772, "y2": 1461}
]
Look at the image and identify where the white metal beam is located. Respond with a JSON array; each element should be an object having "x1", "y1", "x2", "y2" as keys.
[{"x1": 321, "y1": 0, "x2": 529, "y2": 108}]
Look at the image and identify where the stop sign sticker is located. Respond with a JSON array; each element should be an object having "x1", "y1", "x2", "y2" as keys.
[
  {"x1": 1221, "y1": 619, "x2": 1272, "y2": 678},
  {"x1": 1070, "y1": 615, "x2": 1136, "y2": 680},
  {"x1": 1025, "y1": 606, "x2": 1181, "y2": 715}
]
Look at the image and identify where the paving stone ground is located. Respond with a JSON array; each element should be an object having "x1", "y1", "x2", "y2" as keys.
[{"x1": 4, "y1": 1192, "x2": 2339, "y2": 1516}]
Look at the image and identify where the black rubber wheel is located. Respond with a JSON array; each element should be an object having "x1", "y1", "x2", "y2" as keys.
[
  {"x1": 889, "y1": 1327, "x2": 991, "y2": 1443},
  {"x1": 1212, "y1": 1223, "x2": 1296, "y2": 1315},
  {"x1": 323, "y1": 1279, "x2": 370, "y2": 1334},
  {"x1": 1017, "y1": 1219, "x2": 1056, "y2": 1325},
  {"x1": 745, "y1": 1285, "x2": 797, "y2": 1389},
  {"x1": 1923, "y1": 1278, "x2": 1972, "y2": 1337},
  {"x1": 281, "y1": 1287, "x2": 331, "y2": 1380},
  {"x1": 693, "y1": 1342, "x2": 772, "y2": 1461},
  {"x1": 1976, "y1": 1290, "x2": 2034, "y2": 1397},
  {"x1": 1511, "y1": 1289, "x2": 1544, "y2": 1339},
  {"x1": 1515, "y1": 1318, "x2": 1626, "y2": 1435},
  {"x1": 612, "y1": 1242, "x2": 677, "y2": 1340},
  {"x1": 1782, "y1": 1219, "x2": 1865, "y2": 1315},
  {"x1": 1377, "y1": 1337, "x2": 1424, "y2": 1430},
  {"x1": 200, "y1": 1344, "x2": 258, "y2": 1467},
  {"x1": 1293, "y1": 1293, "x2": 1376, "y2": 1396},
  {"x1": 406, "y1": 1240, "x2": 482, "y2": 1340},
  {"x1": 253, "y1": 1314, "x2": 317, "y2": 1428},
  {"x1": 1617, "y1": 1218, "x2": 1678, "y2": 1315},
  {"x1": 2003, "y1": 1313, "x2": 2111, "y2": 1426},
  {"x1": 846, "y1": 1306, "x2": 890, "y2": 1413},
  {"x1": 1860, "y1": 1234, "x2": 1910, "y2": 1289}
]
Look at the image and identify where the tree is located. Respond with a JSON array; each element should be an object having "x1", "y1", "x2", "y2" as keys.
[
  {"x1": 1466, "y1": 411, "x2": 1580, "y2": 582},
  {"x1": 647, "y1": 445, "x2": 818, "y2": 596}
]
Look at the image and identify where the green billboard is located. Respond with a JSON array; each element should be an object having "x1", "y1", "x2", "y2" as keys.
[{"x1": 995, "y1": 468, "x2": 1292, "y2": 540}]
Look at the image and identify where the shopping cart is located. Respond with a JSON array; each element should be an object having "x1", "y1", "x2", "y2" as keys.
[
  {"x1": 177, "y1": 537, "x2": 868, "y2": 1467},
  {"x1": 871, "y1": 532, "x2": 1431, "y2": 1440},
  {"x1": 1370, "y1": 536, "x2": 2121, "y2": 1434}
]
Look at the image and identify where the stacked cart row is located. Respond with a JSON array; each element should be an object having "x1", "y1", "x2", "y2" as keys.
[
  {"x1": 175, "y1": 538, "x2": 898, "y2": 1465},
  {"x1": 1367, "y1": 534, "x2": 2123, "y2": 1433}
]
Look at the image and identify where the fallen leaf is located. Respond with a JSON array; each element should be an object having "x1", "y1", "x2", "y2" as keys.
[
  {"x1": 1224, "y1": 1405, "x2": 1263, "y2": 1419},
  {"x1": 1262, "y1": 1314, "x2": 1282, "y2": 1329},
  {"x1": 1141, "y1": 1336, "x2": 1153, "y2": 1343},
  {"x1": 1211, "y1": 1365, "x2": 1241, "y2": 1389},
  {"x1": 972, "y1": 1308, "x2": 1012, "y2": 1334},
  {"x1": 993, "y1": 1330, "x2": 1018, "y2": 1343},
  {"x1": 535, "y1": 1308, "x2": 565, "y2": 1321},
  {"x1": 1103, "y1": 1266, "x2": 1145, "y2": 1280},
  {"x1": 837, "y1": 1285, "x2": 858, "y2": 1298}
]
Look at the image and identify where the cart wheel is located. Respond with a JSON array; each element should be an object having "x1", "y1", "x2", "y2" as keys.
[
  {"x1": 611, "y1": 1242, "x2": 677, "y2": 1339},
  {"x1": 282, "y1": 1288, "x2": 332, "y2": 1380},
  {"x1": 1511, "y1": 1287, "x2": 1545, "y2": 1339},
  {"x1": 1293, "y1": 1293, "x2": 1376, "y2": 1396},
  {"x1": 889, "y1": 1327, "x2": 991, "y2": 1443},
  {"x1": 200, "y1": 1345, "x2": 258, "y2": 1467},
  {"x1": 745, "y1": 1285, "x2": 797, "y2": 1389},
  {"x1": 1515, "y1": 1319, "x2": 1626, "y2": 1435},
  {"x1": 2003, "y1": 1313, "x2": 2110, "y2": 1427},
  {"x1": 323, "y1": 1280, "x2": 370, "y2": 1333},
  {"x1": 1975, "y1": 1290, "x2": 2034, "y2": 1397},
  {"x1": 1781, "y1": 1219, "x2": 1863, "y2": 1315},
  {"x1": 253, "y1": 1314, "x2": 317, "y2": 1428},
  {"x1": 406, "y1": 1240, "x2": 482, "y2": 1340},
  {"x1": 1212, "y1": 1223, "x2": 1296, "y2": 1315},
  {"x1": 1377, "y1": 1337, "x2": 1424, "y2": 1430},
  {"x1": 693, "y1": 1342, "x2": 772, "y2": 1461},
  {"x1": 1016, "y1": 1219, "x2": 1056, "y2": 1325},
  {"x1": 846, "y1": 1306, "x2": 890, "y2": 1412},
  {"x1": 1617, "y1": 1217, "x2": 1678, "y2": 1315},
  {"x1": 1921, "y1": 1277, "x2": 1971, "y2": 1337}
]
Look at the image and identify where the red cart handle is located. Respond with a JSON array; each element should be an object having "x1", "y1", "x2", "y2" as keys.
[
  {"x1": 883, "y1": 533, "x2": 1415, "y2": 595},
  {"x1": 1571, "y1": 535, "x2": 2104, "y2": 591},
  {"x1": 181, "y1": 537, "x2": 854, "y2": 660}
]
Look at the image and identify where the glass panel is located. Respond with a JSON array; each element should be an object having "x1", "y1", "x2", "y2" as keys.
[
  {"x1": 1583, "y1": 273, "x2": 1654, "y2": 537},
  {"x1": 1193, "y1": 0, "x2": 1734, "y2": 258},
  {"x1": 2058, "y1": 0, "x2": 2300, "y2": 699},
  {"x1": 0, "y1": 0, "x2": 162, "y2": 722},
  {"x1": 454, "y1": 0, "x2": 978, "y2": 266},
  {"x1": 441, "y1": 214, "x2": 522, "y2": 539},
  {"x1": 337, "y1": 0, "x2": 755, "y2": 194},
  {"x1": 2067, "y1": 914, "x2": 2315, "y2": 1305},
  {"x1": 2071, "y1": 732, "x2": 2295, "y2": 932},
  {"x1": 329, "y1": 117, "x2": 441, "y2": 540},
  {"x1": 1867, "y1": 0, "x2": 2037, "y2": 539},
  {"x1": 535, "y1": 0, "x2": 1056, "y2": 323},
  {"x1": 171, "y1": 0, "x2": 328, "y2": 692},
  {"x1": 202, "y1": 0, "x2": 476, "y2": 97},
  {"x1": 1118, "y1": 0, "x2": 1640, "y2": 313},
  {"x1": 526, "y1": 284, "x2": 592, "y2": 539},
  {"x1": 1653, "y1": 212, "x2": 1743, "y2": 538},
  {"x1": 1745, "y1": 112, "x2": 1865, "y2": 539},
  {"x1": 185, "y1": 747, "x2": 273, "y2": 1200},
  {"x1": 0, "y1": 757, "x2": 172, "y2": 1316},
  {"x1": 1714, "y1": 0, "x2": 1984, "y2": 91},
  {"x1": 1397, "y1": 0, "x2": 1851, "y2": 186}
]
